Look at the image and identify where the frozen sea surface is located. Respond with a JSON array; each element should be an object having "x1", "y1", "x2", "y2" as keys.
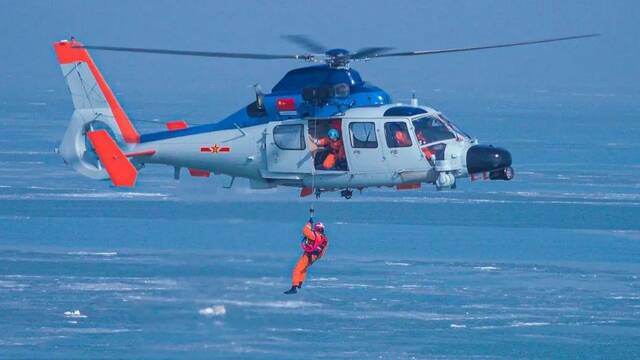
[
  {"x1": 0, "y1": 92, "x2": 639, "y2": 359},
  {"x1": 1, "y1": 247, "x2": 639, "y2": 359}
]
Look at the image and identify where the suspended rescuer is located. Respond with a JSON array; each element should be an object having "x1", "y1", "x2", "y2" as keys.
[{"x1": 284, "y1": 218, "x2": 329, "y2": 295}]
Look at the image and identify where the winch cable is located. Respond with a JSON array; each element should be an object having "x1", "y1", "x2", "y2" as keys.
[
  {"x1": 302, "y1": 111, "x2": 318, "y2": 252},
  {"x1": 309, "y1": 107, "x2": 318, "y2": 224}
]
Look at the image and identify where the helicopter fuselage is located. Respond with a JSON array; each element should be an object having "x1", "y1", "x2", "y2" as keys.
[
  {"x1": 130, "y1": 103, "x2": 512, "y2": 193},
  {"x1": 54, "y1": 39, "x2": 513, "y2": 195}
]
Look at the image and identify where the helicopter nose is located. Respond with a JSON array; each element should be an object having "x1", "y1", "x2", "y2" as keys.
[{"x1": 466, "y1": 145, "x2": 512, "y2": 174}]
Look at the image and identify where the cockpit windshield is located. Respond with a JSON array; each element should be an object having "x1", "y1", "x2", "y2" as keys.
[
  {"x1": 412, "y1": 115, "x2": 456, "y2": 145},
  {"x1": 438, "y1": 113, "x2": 471, "y2": 139}
]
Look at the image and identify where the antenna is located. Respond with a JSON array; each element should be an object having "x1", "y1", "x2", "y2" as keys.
[
  {"x1": 410, "y1": 91, "x2": 418, "y2": 107},
  {"x1": 253, "y1": 84, "x2": 265, "y2": 110}
]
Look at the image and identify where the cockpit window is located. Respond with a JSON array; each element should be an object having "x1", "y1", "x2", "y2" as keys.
[{"x1": 412, "y1": 116, "x2": 455, "y2": 145}]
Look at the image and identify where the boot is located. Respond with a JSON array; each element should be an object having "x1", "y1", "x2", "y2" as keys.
[{"x1": 283, "y1": 285, "x2": 298, "y2": 295}]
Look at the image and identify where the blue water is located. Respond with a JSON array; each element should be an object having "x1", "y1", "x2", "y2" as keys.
[{"x1": 1, "y1": 90, "x2": 639, "y2": 359}]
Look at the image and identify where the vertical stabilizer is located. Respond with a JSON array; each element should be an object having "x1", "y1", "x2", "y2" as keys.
[
  {"x1": 54, "y1": 38, "x2": 140, "y2": 181},
  {"x1": 54, "y1": 39, "x2": 139, "y2": 143}
]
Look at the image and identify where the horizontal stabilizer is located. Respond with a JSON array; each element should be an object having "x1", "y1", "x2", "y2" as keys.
[{"x1": 87, "y1": 130, "x2": 137, "y2": 187}]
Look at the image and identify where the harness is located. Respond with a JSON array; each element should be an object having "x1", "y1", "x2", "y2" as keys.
[
  {"x1": 301, "y1": 226, "x2": 327, "y2": 256},
  {"x1": 300, "y1": 219, "x2": 327, "y2": 260}
]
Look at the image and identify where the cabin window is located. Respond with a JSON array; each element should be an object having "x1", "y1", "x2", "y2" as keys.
[
  {"x1": 349, "y1": 122, "x2": 378, "y2": 148},
  {"x1": 384, "y1": 122, "x2": 413, "y2": 148},
  {"x1": 274, "y1": 124, "x2": 305, "y2": 150}
]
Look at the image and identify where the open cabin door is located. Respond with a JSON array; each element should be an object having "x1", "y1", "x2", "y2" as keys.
[{"x1": 266, "y1": 120, "x2": 313, "y2": 173}]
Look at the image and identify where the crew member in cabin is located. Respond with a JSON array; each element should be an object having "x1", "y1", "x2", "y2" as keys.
[
  {"x1": 394, "y1": 128, "x2": 412, "y2": 147},
  {"x1": 284, "y1": 220, "x2": 329, "y2": 295},
  {"x1": 310, "y1": 128, "x2": 347, "y2": 170}
]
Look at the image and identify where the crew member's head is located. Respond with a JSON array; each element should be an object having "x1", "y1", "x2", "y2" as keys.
[
  {"x1": 314, "y1": 222, "x2": 325, "y2": 233},
  {"x1": 327, "y1": 129, "x2": 340, "y2": 141}
]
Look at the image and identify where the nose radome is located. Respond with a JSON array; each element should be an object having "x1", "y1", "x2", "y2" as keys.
[{"x1": 466, "y1": 145, "x2": 512, "y2": 174}]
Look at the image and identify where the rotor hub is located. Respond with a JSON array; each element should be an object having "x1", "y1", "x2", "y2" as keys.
[{"x1": 324, "y1": 48, "x2": 351, "y2": 68}]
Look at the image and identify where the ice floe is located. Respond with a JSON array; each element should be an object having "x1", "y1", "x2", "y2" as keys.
[
  {"x1": 474, "y1": 266, "x2": 500, "y2": 271},
  {"x1": 199, "y1": 305, "x2": 226, "y2": 317},
  {"x1": 385, "y1": 261, "x2": 411, "y2": 266},
  {"x1": 212, "y1": 299, "x2": 321, "y2": 309},
  {"x1": 510, "y1": 321, "x2": 549, "y2": 327},
  {"x1": 67, "y1": 251, "x2": 118, "y2": 257},
  {"x1": 63, "y1": 310, "x2": 87, "y2": 318}
]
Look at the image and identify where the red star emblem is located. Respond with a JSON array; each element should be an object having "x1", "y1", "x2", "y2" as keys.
[{"x1": 200, "y1": 144, "x2": 231, "y2": 153}]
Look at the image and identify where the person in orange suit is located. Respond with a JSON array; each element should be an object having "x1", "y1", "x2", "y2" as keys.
[
  {"x1": 394, "y1": 129, "x2": 412, "y2": 146},
  {"x1": 311, "y1": 128, "x2": 346, "y2": 170},
  {"x1": 284, "y1": 221, "x2": 329, "y2": 294}
]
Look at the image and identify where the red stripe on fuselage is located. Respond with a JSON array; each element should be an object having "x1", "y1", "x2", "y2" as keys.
[
  {"x1": 166, "y1": 120, "x2": 188, "y2": 131},
  {"x1": 397, "y1": 183, "x2": 421, "y2": 190},
  {"x1": 188, "y1": 169, "x2": 210, "y2": 177}
]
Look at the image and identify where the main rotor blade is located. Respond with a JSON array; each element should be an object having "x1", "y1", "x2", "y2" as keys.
[
  {"x1": 373, "y1": 34, "x2": 600, "y2": 58},
  {"x1": 351, "y1": 46, "x2": 394, "y2": 59},
  {"x1": 75, "y1": 45, "x2": 307, "y2": 60},
  {"x1": 281, "y1": 34, "x2": 327, "y2": 54}
]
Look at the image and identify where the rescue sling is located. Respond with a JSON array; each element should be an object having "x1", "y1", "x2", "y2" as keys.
[{"x1": 300, "y1": 228, "x2": 326, "y2": 253}]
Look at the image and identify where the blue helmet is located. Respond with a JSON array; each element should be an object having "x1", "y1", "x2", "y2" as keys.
[{"x1": 328, "y1": 128, "x2": 340, "y2": 140}]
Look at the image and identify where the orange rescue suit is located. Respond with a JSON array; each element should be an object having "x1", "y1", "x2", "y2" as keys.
[
  {"x1": 394, "y1": 130, "x2": 412, "y2": 146},
  {"x1": 317, "y1": 137, "x2": 346, "y2": 170},
  {"x1": 291, "y1": 223, "x2": 328, "y2": 287}
]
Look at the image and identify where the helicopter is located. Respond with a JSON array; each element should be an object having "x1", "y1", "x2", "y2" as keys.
[{"x1": 53, "y1": 34, "x2": 598, "y2": 199}]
